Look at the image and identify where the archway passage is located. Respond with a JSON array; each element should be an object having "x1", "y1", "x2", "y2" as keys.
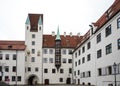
[
  {"x1": 28, "y1": 75, "x2": 38, "y2": 85},
  {"x1": 44, "y1": 79, "x2": 49, "y2": 85},
  {"x1": 66, "y1": 78, "x2": 71, "y2": 84}
]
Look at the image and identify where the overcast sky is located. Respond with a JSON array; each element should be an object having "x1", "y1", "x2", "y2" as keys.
[{"x1": 0, "y1": 0, "x2": 114, "y2": 40}]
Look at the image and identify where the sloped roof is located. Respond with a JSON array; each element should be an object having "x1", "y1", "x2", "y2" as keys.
[
  {"x1": 93, "y1": 0, "x2": 120, "y2": 30},
  {"x1": 0, "y1": 41, "x2": 25, "y2": 50},
  {"x1": 43, "y1": 35, "x2": 83, "y2": 48}
]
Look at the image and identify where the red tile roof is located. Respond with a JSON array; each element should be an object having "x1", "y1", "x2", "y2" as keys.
[
  {"x1": 28, "y1": 14, "x2": 43, "y2": 32},
  {"x1": 93, "y1": 0, "x2": 120, "y2": 30},
  {"x1": 43, "y1": 35, "x2": 83, "y2": 48},
  {"x1": 0, "y1": 41, "x2": 25, "y2": 50}
]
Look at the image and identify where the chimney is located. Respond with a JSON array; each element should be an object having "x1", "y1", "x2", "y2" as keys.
[
  {"x1": 77, "y1": 32, "x2": 80, "y2": 37},
  {"x1": 70, "y1": 32, "x2": 72, "y2": 37},
  {"x1": 64, "y1": 32, "x2": 66, "y2": 37},
  {"x1": 52, "y1": 31, "x2": 55, "y2": 36}
]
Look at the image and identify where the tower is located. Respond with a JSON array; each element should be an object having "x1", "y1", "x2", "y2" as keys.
[
  {"x1": 55, "y1": 27, "x2": 61, "y2": 71},
  {"x1": 25, "y1": 14, "x2": 43, "y2": 85}
]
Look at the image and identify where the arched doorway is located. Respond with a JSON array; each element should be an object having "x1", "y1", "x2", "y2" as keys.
[
  {"x1": 28, "y1": 75, "x2": 38, "y2": 85},
  {"x1": 44, "y1": 79, "x2": 49, "y2": 85},
  {"x1": 66, "y1": 78, "x2": 71, "y2": 84}
]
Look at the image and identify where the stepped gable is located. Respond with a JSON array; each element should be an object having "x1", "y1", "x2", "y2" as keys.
[
  {"x1": 0, "y1": 40, "x2": 25, "y2": 50},
  {"x1": 93, "y1": 0, "x2": 120, "y2": 31},
  {"x1": 28, "y1": 14, "x2": 43, "y2": 32},
  {"x1": 43, "y1": 35, "x2": 83, "y2": 48}
]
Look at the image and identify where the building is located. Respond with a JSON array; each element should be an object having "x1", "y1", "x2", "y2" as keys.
[
  {"x1": 0, "y1": 0, "x2": 120, "y2": 86},
  {"x1": 73, "y1": 0, "x2": 120, "y2": 86}
]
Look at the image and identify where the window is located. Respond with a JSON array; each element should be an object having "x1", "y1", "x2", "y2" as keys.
[
  {"x1": 97, "y1": 49, "x2": 102, "y2": 58},
  {"x1": 78, "y1": 50, "x2": 81, "y2": 56},
  {"x1": 106, "y1": 44, "x2": 112, "y2": 54},
  {"x1": 0, "y1": 54, "x2": 3, "y2": 60},
  {"x1": 5, "y1": 66, "x2": 9, "y2": 72},
  {"x1": 17, "y1": 76, "x2": 21, "y2": 81},
  {"x1": 88, "y1": 71, "x2": 91, "y2": 77},
  {"x1": 52, "y1": 69, "x2": 56, "y2": 73},
  {"x1": 62, "y1": 49, "x2": 66, "y2": 55},
  {"x1": 82, "y1": 46, "x2": 85, "y2": 53},
  {"x1": 75, "y1": 62, "x2": 77, "y2": 66},
  {"x1": 32, "y1": 49, "x2": 35, "y2": 54},
  {"x1": 13, "y1": 54, "x2": 16, "y2": 60},
  {"x1": 97, "y1": 33, "x2": 101, "y2": 43},
  {"x1": 78, "y1": 59, "x2": 81, "y2": 65},
  {"x1": 49, "y1": 58, "x2": 53, "y2": 63},
  {"x1": 31, "y1": 57, "x2": 35, "y2": 62},
  {"x1": 78, "y1": 70, "x2": 80, "y2": 75},
  {"x1": 68, "y1": 50, "x2": 72, "y2": 54},
  {"x1": 5, "y1": 76, "x2": 9, "y2": 81},
  {"x1": 105, "y1": 25, "x2": 111, "y2": 37},
  {"x1": 87, "y1": 54, "x2": 91, "y2": 61},
  {"x1": 32, "y1": 34, "x2": 35, "y2": 38},
  {"x1": 108, "y1": 66, "x2": 112, "y2": 75},
  {"x1": 44, "y1": 69, "x2": 48, "y2": 73},
  {"x1": 118, "y1": 38, "x2": 120, "y2": 49},
  {"x1": 0, "y1": 66, "x2": 2, "y2": 71},
  {"x1": 82, "y1": 57, "x2": 85, "y2": 64},
  {"x1": 75, "y1": 52, "x2": 77, "y2": 58},
  {"x1": 87, "y1": 42, "x2": 91, "y2": 49},
  {"x1": 60, "y1": 69, "x2": 64, "y2": 73},
  {"x1": 12, "y1": 76, "x2": 16, "y2": 81},
  {"x1": 28, "y1": 67, "x2": 31, "y2": 72},
  {"x1": 74, "y1": 71, "x2": 76, "y2": 76},
  {"x1": 32, "y1": 41, "x2": 35, "y2": 45},
  {"x1": 43, "y1": 49, "x2": 47, "y2": 54},
  {"x1": 35, "y1": 67, "x2": 39, "y2": 72},
  {"x1": 43, "y1": 58, "x2": 47, "y2": 63},
  {"x1": 5, "y1": 54, "x2": 9, "y2": 60},
  {"x1": 98, "y1": 68, "x2": 102, "y2": 76},
  {"x1": 117, "y1": 17, "x2": 120, "y2": 28},
  {"x1": 49, "y1": 49, "x2": 53, "y2": 54},
  {"x1": 59, "y1": 78, "x2": 63, "y2": 82},
  {"x1": 68, "y1": 59, "x2": 72, "y2": 63},
  {"x1": 12, "y1": 66, "x2": 16, "y2": 72},
  {"x1": 69, "y1": 68, "x2": 72, "y2": 73},
  {"x1": 62, "y1": 58, "x2": 66, "y2": 63}
]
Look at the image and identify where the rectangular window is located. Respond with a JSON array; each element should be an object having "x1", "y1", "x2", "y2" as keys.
[
  {"x1": 75, "y1": 52, "x2": 77, "y2": 58},
  {"x1": 69, "y1": 68, "x2": 72, "y2": 73},
  {"x1": 32, "y1": 49, "x2": 35, "y2": 54},
  {"x1": 62, "y1": 58, "x2": 66, "y2": 63},
  {"x1": 105, "y1": 25, "x2": 111, "y2": 37},
  {"x1": 44, "y1": 69, "x2": 48, "y2": 73},
  {"x1": 88, "y1": 71, "x2": 91, "y2": 77},
  {"x1": 78, "y1": 59, "x2": 81, "y2": 65},
  {"x1": 62, "y1": 49, "x2": 66, "y2": 55},
  {"x1": 97, "y1": 49, "x2": 102, "y2": 58},
  {"x1": 78, "y1": 50, "x2": 81, "y2": 56},
  {"x1": 5, "y1": 76, "x2": 9, "y2": 81},
  {"x1": 43, "y1": 58, "x2": 47, "y2": 63},
  {"x1": 87, "y1": 42, "x2": 91, "y2": 49},
  {"x1": 49, "y1": 58, "x2": 53, "y2": 63},
  {"x1": 87, "y1": 54, "x2": 91, "y2": 61},
  {"x1": 12, "y1": 76, "x2": 16, "y2": 81},
  {"x1": 32, "y1": 34, "x2": 35, "y2": 38},
  {"x1": 52, "y1": 69, "x2": 56, "y2": 73},
  {"x1": 108, "y1": 66, "x2": 112, "y2": 75},
  {"x1": 59, "y1": 78, "x2": 63, "y2": 82},
  {"x1": 78, "y1": 70, "x2": 80, "y2": 75},
  {"x1": 75, "y1": 62, "x2": 77, "y2": 66},
  {"x1": 60, "y1": 69, "x2": 64, "y2": 73},
  {"x1": 49, "y1": 49, "x2": 53, "y2": 54},
  {"x1": 12, "y1": 66, "x2": 16, "y2": 72},
  {"x1": 13, "y1": 54, "x2": 16, "y2": 60},
  {"x1": 5, "y1": 54, "x2": 9, "y2": 60},
  {"x1": 68, "y1": 59, "x2": 72, "y2": 63},
  {"x1": 106, "y1": 43, "x2": 112, "y2": 54},
  {"x1": 35, "y1": 67, "x2": 39, "y2": 72},
  {"x1": 82, "y1": 57, "x2": 85, "y2": 64},
  {"x1": 17, "y1": 76, "x2": 21, "y2": 81},
  {"x1": 43, "y1": 49, "x2": 47, "y2": 54},
  {"x1": 31, "y1": 57, "x2": 35, "y2": 62},
  {"x1": 82, "y1": 46, "x2": 85, "y2": 53},
  {"x1": 32, "y1": 41, "x2": 35, "y2": 45},
  {"x1": 74, "y1": 71, "x2": 76, "y2": 76},
  {"x1": 5, "y1": 66, "x2": 9, "y2": 72},
  {"x1": 97, "y1": 33, "x2": 101, "y2": 43},
  {"x1": 28, "y1": 67, "x2": 31, "y2": 72},
  {"x1": 0, "y1": 54, "x2": 3, "y2": 60},
  {"x1": 98, "y1": 68, "x2": 102, "y2": 76},
  {"x1": 0, "y1": 66, "x2": 2, "y2": 71},
  {"x1": 118, "y1": 38, "x2": 120, "y2": 49},
  {"x1": 117, "y1": 17, "x2": 120, "y2": 28}
]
